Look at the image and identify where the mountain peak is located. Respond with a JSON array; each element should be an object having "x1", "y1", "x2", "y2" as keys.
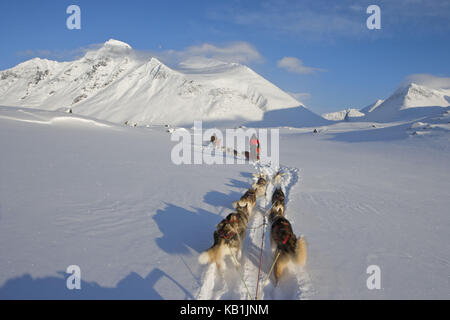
[
  {"x1": 83, "y1": 39, "x2": 132, "y2": 60},
  {"x1": 103, "y1": 39, "x2": 132, "y2": 49},
  {"x1": 149, "y1": 57, "x2": 163, "y2": 65}
]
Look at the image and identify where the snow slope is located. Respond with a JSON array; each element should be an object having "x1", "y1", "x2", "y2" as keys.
[
  {"x1": 0, "y1": 39, "x2": 308, "y2": 127},
  {"x1": 322, "y1": 108, "x2": 365, "y2": 121},
  {"x1": 360, "y1": 99, "x2": 384, "y2": 114},
  {"x1": 0, "y1": 106, "x2": 449, "y2": 299}
]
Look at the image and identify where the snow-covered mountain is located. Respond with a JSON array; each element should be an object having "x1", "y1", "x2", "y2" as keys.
[
  {"x1": 365, "y1": 83, "x2": 450, "y2": 122},
  {"x1": 0, "y1": 39, "x2": 315, "y2": 126},
  {"x1": 324, "y1": 81, "x2": 450, "y2": 123},
  {"x1": 360, "y1": 99, "x2": 384, "y2": 114},
  {"x1": 322, "y1": 108, "x2": 365, "y2": 121}
]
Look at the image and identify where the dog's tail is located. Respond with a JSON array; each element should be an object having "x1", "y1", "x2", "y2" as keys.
[
  {"x1": 293, "y1": 235, "x2": 307, "y2": 266},
  {"x1": 198, "y1": 243, "x2": 223, "y2": 265},
  {"x1": 198, "y1": 250, "x2": 212, "y2": 265}
]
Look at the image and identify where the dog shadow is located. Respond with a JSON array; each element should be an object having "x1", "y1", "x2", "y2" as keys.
[
  {"x1": 240, "y1": 172, "x2": 253, "y2": 180},
  {"x1": 205, "y1": 174, "x2": 251, "y2": 207},
  {"x1": 153, "y1": 172, "x2": 255, "y2": 256},
  {"x1": 203, "y1": 190, "x2": 242, "y2": 208},
  {"x1": 0, "y1": 268, "x2": 194, "y2": 299},
  {"x1": 225, "y1": 178, "x2": 250, "y2": 189},
  {"x1": 153, "y1": 203, "x2": 221, "y2": 255}
]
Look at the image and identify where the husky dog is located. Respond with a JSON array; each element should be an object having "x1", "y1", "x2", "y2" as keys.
[
  {"x1": 270, "y1": 216, "x2": 307, "y2": 281},
  {"x1": 269, "y1": 190, "x2": 307, "y2": 282},
  {"x1": 252, "y1": 173, "x2": 267, "y2": 198},
  {"x1": 198, "y1": 204, "x2": 251, "y2": 270},
  {"x1": 269, "y1": 187, "x2": 285, "y2": 218},
  {"x1": 232, "y1": 188, "x2": 256, "y2": 214},
  {"x1": 271, "y1": 187, "x2": 285, "y2": 205}
]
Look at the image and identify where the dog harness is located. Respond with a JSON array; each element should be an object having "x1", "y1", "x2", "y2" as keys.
[
  {"x1": 227, "y1": 214, "x2": 240, "y2": 225},
  {"x1": 218, "y1": 229, "x2": 236, "y2": 240},
  {"x1": 272, "y1": 219, "x2": 292, "y2": 245},
  {"x1": 217, "y1": 214, "x2": 245, "y2": 240}
]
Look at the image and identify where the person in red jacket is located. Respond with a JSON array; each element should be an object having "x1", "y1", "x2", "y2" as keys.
[{"x1": 250, "y1": 133, "x2": 260, "y2": 162}]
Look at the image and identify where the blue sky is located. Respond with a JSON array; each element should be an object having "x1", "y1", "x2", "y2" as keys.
[{"x1": 0, "y1": 0, "x2": 449, "y2": 113}]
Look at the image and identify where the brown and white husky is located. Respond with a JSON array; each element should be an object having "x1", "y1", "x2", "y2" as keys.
[
  {"x1": 252, "y1": 173, "x2": 267, "y2": 198},
  {"x1": 231, "y1": 188, "x2": 256, "y2": 214},
  {"x1": 198, "y1": 203, "x2": 251, "y2": 270},
  {"x1": 268, "y1": 189, "x2": 307, "y2": 281}
]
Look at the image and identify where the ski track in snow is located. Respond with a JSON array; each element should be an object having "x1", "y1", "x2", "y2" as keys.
[{"x1": 196, "y1": 147, "x2": 312, "y2": 300}]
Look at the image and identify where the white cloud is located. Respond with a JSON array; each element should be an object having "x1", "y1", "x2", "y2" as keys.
[
  {"x1": 183, "y1": 42, "x2": 263, "y2": 64},
  {"x1": 154, "y1": 42, "x2": 263, "y2": 65},
  {"x1": 403, "y1": 74, "x2": 450, "y2": 89},
  {"x1": 277, "y1": 57, "x2": 325, "y2": 74}
]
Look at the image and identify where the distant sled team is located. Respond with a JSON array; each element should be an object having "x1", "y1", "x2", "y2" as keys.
[
  {"x1": 210, "y1": 134, "x2": 260, "y2": 161},
  {"x1": 199, "y1": 171, "x2": 307, "y2": 282}
]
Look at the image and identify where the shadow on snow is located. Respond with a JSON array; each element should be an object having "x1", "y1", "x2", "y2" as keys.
[{"x1": 0, "y1": 268, "x2": 194, "y2": 299}]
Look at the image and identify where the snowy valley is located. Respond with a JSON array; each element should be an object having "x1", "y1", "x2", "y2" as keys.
[{"x1": 0, "y1": 40, "x2": 449, "y2": 300}]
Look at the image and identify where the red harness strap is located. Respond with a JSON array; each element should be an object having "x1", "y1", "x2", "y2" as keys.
[
  {"x1": 218, "y1": 229, "x2": 235, "y2": 240},
  {"x1": 227, "y1": 215, "x2": 239, "y2": 224},
  {"x1": 218, "y1": 214, "x2": 241, "y2": 240},
  {"x1": 273, "y1": 220, "x2": 292, "y2": 245}
]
